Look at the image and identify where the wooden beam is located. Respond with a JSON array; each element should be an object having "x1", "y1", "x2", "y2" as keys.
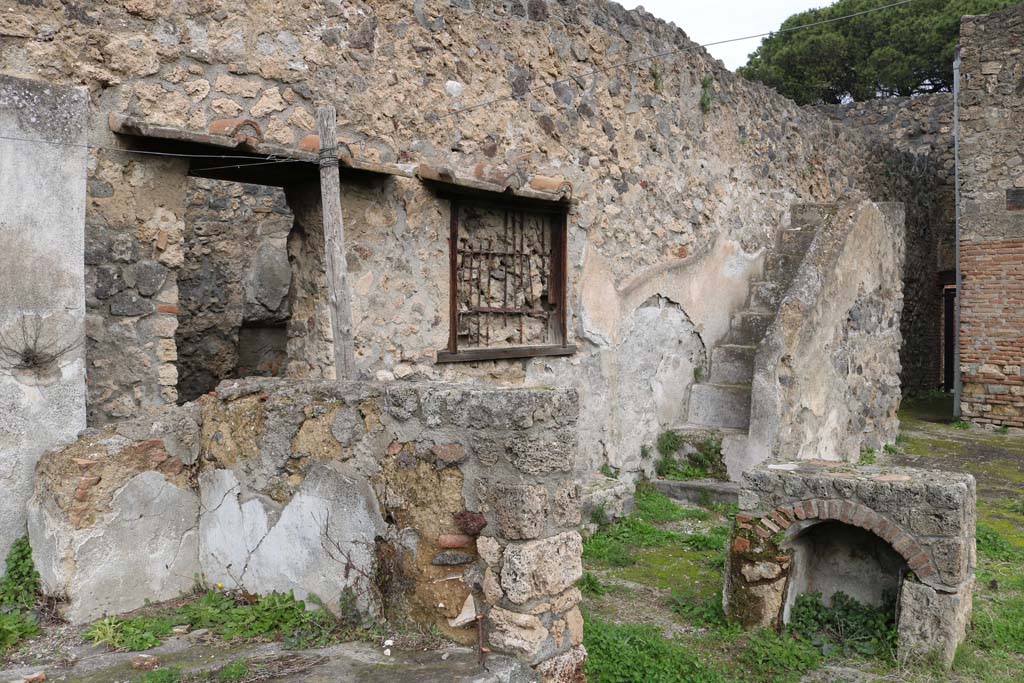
[{"x1": 317, "y1": 105, "x2": 356, "y2": 379}]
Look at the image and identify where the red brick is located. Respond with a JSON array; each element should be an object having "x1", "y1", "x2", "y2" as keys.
[{"x1": 732, "y1": 537, "x2": 751, "y2": 553}]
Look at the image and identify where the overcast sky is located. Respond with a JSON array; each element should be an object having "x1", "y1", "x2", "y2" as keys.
[{"x1": 625, "y1": 1, "x2": 828, "y2": 70}]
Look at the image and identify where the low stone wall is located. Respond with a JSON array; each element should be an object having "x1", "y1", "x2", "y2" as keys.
[
  {"x1": 29, "y1": 378, "x2": 585, "y2": 679},
  {"x1": 724, "y1": 462, "x2": 975, "y2": 666},
  {"x1": 747, "y1": 202, "x2": 905, "y2": 467}
]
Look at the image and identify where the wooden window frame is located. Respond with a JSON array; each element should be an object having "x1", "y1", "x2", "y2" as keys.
[{"x1": 437, "y1": 197, "x2": 575, "y2": 363}]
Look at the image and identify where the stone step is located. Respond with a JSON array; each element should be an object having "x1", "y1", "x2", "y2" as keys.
[
  {"x1": 710, "y1": 344, "x2": 757, "y2": 384},
  {"x1": 727, "y1": 311, "x2": 773, "y2": 345},
  {"x1": 765, "y1": 251, "x2": 803, "y2": 286},
  {"x1": 749, "y1": 280, "x2": 783, "y2": 311},
  {"x1": 651, "y1": 478, "x2": 740, "y2": 506},
  {"x1": 687, "y1": 383, "x2": 752, "y2": 430},
  {"x1": 778, "y1": 227, "x2": 816, "y2": 254}
]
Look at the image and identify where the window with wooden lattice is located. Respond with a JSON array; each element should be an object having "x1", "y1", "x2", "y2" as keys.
[{"x1": 437, "y1": 198, "x2": 574, "y2": 362}]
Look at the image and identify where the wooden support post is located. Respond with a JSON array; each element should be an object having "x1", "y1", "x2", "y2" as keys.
[{"x1": 317, "y1": 105, "x2": 356, "y2": 379}]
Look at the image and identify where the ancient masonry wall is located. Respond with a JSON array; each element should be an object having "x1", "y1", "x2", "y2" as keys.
[
  {"x1": 0, "y1": 0, "x2": 930, "y2": 480},
  {"x1": 957, "y1": 5, "x2": 1024, "y2": 427},
  {"x1": 28, "y1": 379, "x2": 585, "y2": 679},
  {"x1": 176, "y1": 179, "x2": 293, "y2": 402},
  {"x1": 747, "y1": 202, "x2": 905, "y2": 469},
  {"x1": 0, "y1": 75, "x2": 88, "y2": 568},
  {"x1": 817, "y1": 94, "x2": 956, "y2": 393}
]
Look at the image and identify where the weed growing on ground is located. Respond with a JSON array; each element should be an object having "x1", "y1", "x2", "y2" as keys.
[
  {"x1": 140, "y1": 667, "x2": 181, "y2": 683},
  {"x1": 84, "y1": 589, "x2": 356, "y2": 653},
  {"x1": 788, "y1": 591, "x2": 897, "y2": 658},
  {"x1": 667, "y1": 592, "x2": 726, "y2": 629},
  {"x1": 590, "y1": 502, "x2": 611, "y2": 529},
  {"x1": 634, "y1": 482, "x2": 710, "y2": 523},
  {"x1": 0, "y1": 611, "x2": 39, "y2": 654},
  {"x1": 582, "y1": 534, "x2": 635, "y2": 567},
  {"x1": 583, "y1": 614, "x2": 728, "y2": 683},
  {"x1": 738, "y1": 629, "x2": 821, "y2": 683},
  {"x1": 883, "y1": 443, "x2": 899, "y2": 454},
  {"x1": 0, "y1": 535, "x2": 41, "y2": 655},
  {"x1": 655, "y1": 436, "x2": 727, "y2": 481},
  {"x1": 577, "y1": 572, "x2": 610, "y2": 597},
  {"x1": 976, "y1": 523, "x2": 1024, "y2": 561},
  {"x1": 657, "y1": 430, "x2": 683, "y2": 458},
  {"x1": 216, "y1": 660, "x2": 249, "y2": 681},
  {"x1": 952, "y1": 419, "x2": 970, "y2": 430},
  {"x1": 599, "y1": 463, "x2": 618, "y2": 479},
  {"x1": 0, "y1": 536, "x2": 40, "y2": 611},
  {"x1": 679, "y1": 526, "x2": 730, "y2": 552},
  {"x1": 858, "y1": 447, "x2": 877, "y2": 465}
]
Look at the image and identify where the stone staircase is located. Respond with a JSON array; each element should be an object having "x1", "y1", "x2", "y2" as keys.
[{"x1": 684, "y1": 210, "x2": 820, "y2": 435}]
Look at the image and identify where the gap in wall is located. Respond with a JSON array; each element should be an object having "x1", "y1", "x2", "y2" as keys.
[{"x1": 175, "y1": 178, "x2": 294, "y2": 402}]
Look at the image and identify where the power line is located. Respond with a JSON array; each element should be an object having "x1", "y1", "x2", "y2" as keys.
[{"x1": 440, "y1": 0, "x2": 918, "y2": 119}]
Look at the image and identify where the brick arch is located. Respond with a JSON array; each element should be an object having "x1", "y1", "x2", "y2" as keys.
[{"x1": 753, "y1": 498, "x2": 939, "y2": 584}]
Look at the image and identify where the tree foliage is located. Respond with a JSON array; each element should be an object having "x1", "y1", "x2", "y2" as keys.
[{"x1": 739, "y1": 0, "x2": 1018, "y2": 104}]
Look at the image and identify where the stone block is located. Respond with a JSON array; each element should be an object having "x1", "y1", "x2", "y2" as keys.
[
  {"x1": 29, "y1": 471, "x2": 199, "y2": 624},
  {"x1": 534, "y1": 644, "x2": 587, "y2": 683},
  {"x1": 500, "y1": 532, "x2": 583, "y2": 605},
  {"x1": 898, "y1": 579, "x2": 973, "y2": 667},
  {"x1": 505, "y1": 430, "x2": 575, "y2": 475},
  {"x1": 488, "y1": 607, "x2": 549, "y2": 660},
  {"x1": 491, "y1": 483, "x2": 548, "y2": 540}
]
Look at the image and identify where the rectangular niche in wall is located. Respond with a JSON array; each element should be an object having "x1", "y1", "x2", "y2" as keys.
[{"x1": 438, "y1": 198, "x2": 574, "y2": 363}]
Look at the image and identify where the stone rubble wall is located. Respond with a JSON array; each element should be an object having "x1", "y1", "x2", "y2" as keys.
[
  {"x1": 0, "y1": 75, "x2": 89, "y2": 569},
  {"x1": 817, "y1": 94, "x2": 956, "y2": 393},
  {"x1": 28, "y1": 378, "x2": 585, "y2": 679},
  {"x1": 957, "y1": 5, "x2": 1024, "y2": 427},
  {"x1": 726, "y1": 462, "x2": 976, "y2": 667},
  {"x1": 0, "y1": 0, "x2": 940, "y2": 488},
  {"x1": 747, "y1": 202, "x2": 905, "y2": 467},
  {"x1": 176, "y1": 179, "x2": 294, "y2": 402}
]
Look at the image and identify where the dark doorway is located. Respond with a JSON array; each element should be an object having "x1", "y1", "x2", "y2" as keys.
[{"x1": 943, "y1": 285, "x2": 957, "y2": 392}]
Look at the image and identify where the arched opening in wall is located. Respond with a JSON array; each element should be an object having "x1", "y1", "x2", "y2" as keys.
[
  {"x1": 175, "y1": 178, "x2": 293, "y2": 402},
  {"x1": 781, "y1": 520, "x2": 908, "y2": 624}
]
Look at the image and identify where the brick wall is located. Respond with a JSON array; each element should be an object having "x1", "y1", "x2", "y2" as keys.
[
  {"x1": 957, "y1": 5, "x2": 1024, "y2": 427},
  {"x1": 959, "y1": 239, "x2": 1024, "y2": 426}
]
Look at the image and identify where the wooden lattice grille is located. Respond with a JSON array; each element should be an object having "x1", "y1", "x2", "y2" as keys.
[{"x1": 441, "y1": 199, "x2": 570, "y2": 361}]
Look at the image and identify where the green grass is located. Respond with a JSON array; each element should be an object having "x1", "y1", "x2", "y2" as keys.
[
  {"x1": 738, "y1": 629, "x2": 821, "y2": 683},
  {"x1": 583, "y1": 614, "x2": 728, "y2": 683},
  {"x1": 952, "y1": 420, "x2": 971, "y2": 430},
  {"x1": 657, "y1": 431, "x2": 684, "y2": 457},
  {"x1": 578, "y1": 571, "x2": 611, "y2": 597},
  {"x1": 0, "y1": 610, "x2": 38, "y2": 654},
  {"x1": 84, "y1": 589, "x2": 353, "y2": 652},
  {"x1": 140, "y1": 667, "x2": 181, "y2": 683},
  {"x1": 216, "y1": 660, "x2": 249, "y2": 682},
  {"x1": 858, "y1": 447, "x2": 877, "y2": 465},
  {"x1": 634, "y1": 482, "x2": 710, "y2": 523},
  {"x1": 655, "y1": 436, "x2": 727, "y2": 481}
]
